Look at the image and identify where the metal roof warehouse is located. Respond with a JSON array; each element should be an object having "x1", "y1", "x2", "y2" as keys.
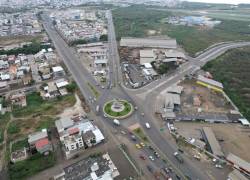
[
  {"x1": 120, "y1": 37, "x2": 177, "y2": 49},
  {"x1": 227, "y1": 153, "x2": 250, "y2": 174},
  {"x1": 202, "y1": 127, "x2": 224, "y2": 157}
]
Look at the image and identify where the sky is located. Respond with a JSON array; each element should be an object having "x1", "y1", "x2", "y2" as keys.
[{"x1": 187, "y1": 0, "x2": 250, "y2": 4}]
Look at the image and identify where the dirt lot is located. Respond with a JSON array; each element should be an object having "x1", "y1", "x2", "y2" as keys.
[
  {"x1": 0, "y1": 34, "x2": 43, "y2": 46},
  {"x1": 179, "y1": 79, "x2": 233, "y2": 114},
  {"x1": 175, "y1": 122, "x2": 250, "y2": 162}
]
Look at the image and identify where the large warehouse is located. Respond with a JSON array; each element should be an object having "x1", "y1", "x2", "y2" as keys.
[{"x1": 120, "y1": 37, "x2": 177, "y2": 49}]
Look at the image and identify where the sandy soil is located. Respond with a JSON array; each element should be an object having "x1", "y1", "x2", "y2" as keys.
[
  {"x1": 180, "y1": 80, "x2": 233, "y2": 114},
  {"x1": 58, "y1": 94, "x2": 86, "y2": 119}
]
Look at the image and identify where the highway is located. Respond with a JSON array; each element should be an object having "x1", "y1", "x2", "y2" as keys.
[{"x1": 41, "y1": 10, "x2": 250, "y2": 180}]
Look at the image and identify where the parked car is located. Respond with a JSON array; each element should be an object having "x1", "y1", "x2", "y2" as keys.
[
  {"x1": 149, "y1": 155, "x2": 155, "y2": 161},
  {"x1": 135, "y1": 144, "x2": 142, "y2": 149},
  {"x1": 139, "y1": 154, "x2": 146, "y2": 160}
]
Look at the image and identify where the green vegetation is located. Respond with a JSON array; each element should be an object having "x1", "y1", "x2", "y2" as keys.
[
  {"x1": 12, "y1": 92, "x2": 76, "y2": 117},
  {"x1": 0, "y1": 113, "x2": 11, "y2": 143},
  {"x1": 157, "y1": 64, "x2": 169, "y2": 74},
  {"x1": 69, "y1": 39, "x2": 88, "y2": 46},
  {"x1": 203, "y1": 47, "x2": 250, "y2": 121},
  {"x1": 113, "y1": 5, "x2": 250, "y2": 56},
  {"x1": 36, "y1": 116, "x2": 58, "y2": 130},
  {"x1": 66, "y1": 82, "x2": 78, "y2": 93},
  {"x1": 87, "y1": 82, "x2": 100, "y2": 98},
  {"x1": 100, "y1": 34, "x2": 108, "y2": 41},
  {"x1": 133, "y1": 128, "x2": 148, "y2": 142},
  {"x1": 0, "y1": 42, "x2": 51, "y2": 55},
  {"x1": 9, "y1": 152, "x2": 56, "y2": 180},
  {"x1": 104, "y1": 100, "x2": 132, "y2": 117},
  {"x1": 7, "y1": 122, "x2": 20, "y2": 135},
  {"x1": 11, "y1": 138, "x2": 28, "y2": 152}
]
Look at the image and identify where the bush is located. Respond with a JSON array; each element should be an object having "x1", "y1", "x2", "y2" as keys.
[
  {"x1": 7, "y1": 123, "x2": 20, "y2": 135},
  {"x1": 66, "y1": 82, "x2": 77, "y2": 93}
]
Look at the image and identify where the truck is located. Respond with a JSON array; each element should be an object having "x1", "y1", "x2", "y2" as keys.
[
  {"x1": 145, "y1": 122, "x2": 150, "y2": 129},
  {"x1": 174, "y1": 152, "x2": 184, "y2": 163},
  {"x1": 113, "y1": 119, "x2": 120, "y2": 126}
]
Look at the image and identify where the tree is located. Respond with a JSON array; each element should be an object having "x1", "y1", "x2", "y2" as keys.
[
  {"x1": 100, "y1": 34, "x2": 108, "y2": 42},
  {"x1": 158, "y1": 64, "x2": 169, "y2": 74},
  {"x1": 66, "y1": 82, "x2": 77, "y2": 93}
]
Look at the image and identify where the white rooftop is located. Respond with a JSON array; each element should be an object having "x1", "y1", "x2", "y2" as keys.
[{"x1": 52, "y1": 66, "x2": 64, "y2": 73}]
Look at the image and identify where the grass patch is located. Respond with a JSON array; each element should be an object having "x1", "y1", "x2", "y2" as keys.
[
  {"x1": 104, "y1": 101, "x2": 132, "y2": 117},
  {"x1": 133, "y1": 128, "x2": 148, "y2": 142},
  {"x1": 36, "y1": 116, "x2": 58, "y2": 130},
  {"x1": 203, "y1": 47, "x2": 250, "y2": 121},
  {"x1": 0, "y1": 113, "x2": 11, "y2": 143},
  {"x1": 12, "y1": 92, "x2": 76, "y2": 117},
  {"x1": 87, "y1": 82, "x2": 100, "y2": 98},
  {"x1": 7, "y1": 122, "x2": 20, "y2": 135},
  {"x1": 9, "y1": 152, "x2": 56, "y2": 180},
  {"x1": 11, "y1": 138, "x2": 28, "y2": 152}
]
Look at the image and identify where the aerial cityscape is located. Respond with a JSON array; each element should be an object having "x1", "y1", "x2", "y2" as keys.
[{"x1": 0, "y1": 0, "x2": 250, "y2": 180}]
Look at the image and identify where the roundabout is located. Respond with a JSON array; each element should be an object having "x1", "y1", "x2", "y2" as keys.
[{"x1": 103, "y1": 99, "x2": 134, "y2": 119}]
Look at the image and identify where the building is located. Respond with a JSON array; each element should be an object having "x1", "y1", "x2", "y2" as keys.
[
  {"x1": 55, "y1": 116, "x2": 105, "y2": 158},
  {"x1": 120, "y1": 37, "x2": 177, "y2": 49},
  {"x1": 140, "y1": 49, "x2": 155, "y2": 65},
  {"x1": 52, "y1": 66, "x2": 65, "y2": 78},
  {"x1": 227, "y1": 169, "x2": 249, "y2": 180},
  {"x1": 227, "y1": 153, "x2": 250, "y2": 174},
  {"x1": 28, "y1": 129, "x2": 52, "y2": 154},
  {"x1": 197, "y1": 75, "x2": 223, "y2": 92},
  {"x1": 10, "y1": 92, "x2": 27, "y2": 107},
  {"x1": 202, "y1": 127, "x2": 224, "y2": 157},
  {"x1": 54, "y1": 153, "x2": 119, "y2": 180}
]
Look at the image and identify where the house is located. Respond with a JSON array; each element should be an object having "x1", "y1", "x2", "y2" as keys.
[
  {"x1": 55, "y1": 116, "x2": 105, "y2": 158},
  {"x1": 52, "y1": 66, "x2": 65, "y2": 79},
  {"x1": 28, "y1": 129, "x2": 52, "y2": 154},
  {"x1": 44, "y1": 81, "x2": 59, "y2": 98},
  {"x1": 10, "y1": 92, "x2": 27, "y2": 107},
  {"x1": 0, "y1": 60, "x2": 9, "y2": 70}
]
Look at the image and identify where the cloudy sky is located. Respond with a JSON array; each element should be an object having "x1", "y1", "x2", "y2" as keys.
[{"x1": 187, "y1": 0, "x2": 250, "y2": 4}]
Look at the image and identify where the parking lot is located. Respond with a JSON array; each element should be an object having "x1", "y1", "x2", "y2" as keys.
[{"x1": 122, "y1": 63, "x2": 155, "y2": 88}]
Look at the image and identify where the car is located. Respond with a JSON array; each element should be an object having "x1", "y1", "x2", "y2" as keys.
[
  {"x1": 131, "y1": 135, "x2": 136, "y2": 141},
  {"x1": 140, "y1": 142, "x2": 145, "y2": 147},
  {"x1": 103, "y1": 114, "x2": 108, "y2": 118},
  {"x1": 176, "y1": 175, "x2": 181, "y2": 179},
  {"x1": 148, "y1": 145, "x2": 154, "y2": 151},
  {"x1": 135, "y1": 144, "x2": 142, "y2": 149},
  {"x1": 147, "y1": 165, "x2": 153, "y2": 172},
  {"x1": 120, "y1": 131, "x2": 126, "y2": 135},
  {"x1": 163, "y1": 167, "x2": 170, "y2": 174},
  {"x1": 139, "y1": 154, "x2": 146, "y2": 160},
  {"x1": 215, "y1": 164, "x2": 223, "y2": 169},
  {"x1": 178, "y1": 148, "x2": 184, "y2": 153},
  {"x1": 149, "y1": 155, "x2": 155, "y2": 161},
  {"x1": 101, "y1": 86, "x2": 105, "y2": 89},
  {"x1": 154, "y1": 151, "x2": 160, "y2": 158}
]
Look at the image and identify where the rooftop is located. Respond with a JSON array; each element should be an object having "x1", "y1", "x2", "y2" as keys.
[
  {"x1": 63, "y1": 153, "x2": 117, "y2": 180},
  {"x1": 197, "y1": 75, "x2": 223, "y2": 89},
  {"x1": 120, "y1": 37, "x2": 177, "y2": 49},
  {"x1": 227, "y1": 169, "x2": 249, "y2": 180},
  {"x1": 227, "y1": 153, "x2": 250, "y2": 172},
  {"x1": 202, "y1": 127, "x2": 224, "y2": 157},
  {"x1": 28, "y1": 130, "x2": 48, "y2": 144},
  {"x1": 35, "y1": 138, "x2": 50, "y2": 149}
]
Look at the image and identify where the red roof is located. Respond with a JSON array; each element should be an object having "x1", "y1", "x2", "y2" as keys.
[
  {"x1": 35, "y1": 138, "x2": 50, "y2": 149},
  {"x1": 68, "y1": 127, "x2": 79, "y2": 135}
]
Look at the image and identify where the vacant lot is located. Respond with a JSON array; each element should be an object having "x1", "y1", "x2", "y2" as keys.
[
  {"x1": 203, "y1": 47, "x2": 250, "y2": 121},
  {"x1": 175, "y1": 122, "x2": 250, "y2": 162},
  {"x1": 180, "y1": 79, "x2": 232, "y2": 114},
  {"x1": 113, "y1": 5, "x2": 250, "y2": 56}
]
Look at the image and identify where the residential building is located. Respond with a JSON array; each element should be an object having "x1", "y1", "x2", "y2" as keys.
[
  {"x1": 54, "y1": 153, "x2": 119, "y2": 180},
  {"x1": 28, "y1": 129, "x2": 53, "y2": 154},
  {"x1": 10, "y1": 92, "x2": 27, "y2": 107}
]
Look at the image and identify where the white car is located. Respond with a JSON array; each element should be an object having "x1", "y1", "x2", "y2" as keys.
[
  {"x1": 145, "y1": 123, "x2": 150, "y2": 129},
  {"x1": 149, "y1": 156, "x2": 155, "y2": 161}
]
